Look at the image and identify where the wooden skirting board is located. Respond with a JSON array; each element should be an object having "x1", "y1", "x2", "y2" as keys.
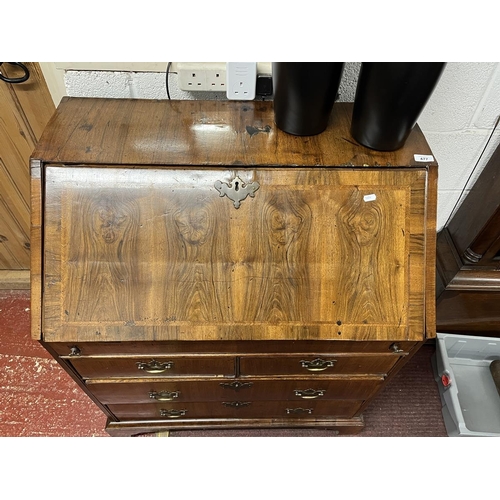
[{"x1": 0, "y1": 270, "x2": 30, "y2": 289}]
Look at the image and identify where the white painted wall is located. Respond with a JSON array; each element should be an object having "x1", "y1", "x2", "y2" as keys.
[{"x1": 60, "y1": 62, "x2": 500, "y2": 231}]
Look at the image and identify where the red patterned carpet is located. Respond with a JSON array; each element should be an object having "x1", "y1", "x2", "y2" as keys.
[{"x1": 0, "y1": 289, "x2": 447, "y2": 437}]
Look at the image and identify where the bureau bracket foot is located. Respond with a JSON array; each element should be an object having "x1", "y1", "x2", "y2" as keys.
[{"x1": 105, "y1": 416, "x2": 365, "y2": 437}]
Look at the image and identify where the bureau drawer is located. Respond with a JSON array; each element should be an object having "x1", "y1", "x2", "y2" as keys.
[
  {"x1": 87, "y1": 376, "x2": 384, "y2": 404},
  {"x1": 69, "y1": 356, "x2": 235, "y2": 379},
  {"x1": 240, "y1": 354, "x2": 399, "y2": 376},
  {"x1": 108, "y1": 399, "x2": 363, "y2": 420}
]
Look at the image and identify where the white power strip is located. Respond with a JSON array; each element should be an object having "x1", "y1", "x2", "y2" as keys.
[{"x1": 226, "y1": 62, "x2": 257, "y2": 100}]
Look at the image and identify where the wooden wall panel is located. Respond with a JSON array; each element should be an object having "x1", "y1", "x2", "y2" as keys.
[{"x1": 0, "y1": 62, "x2": 55, "y2": 272}]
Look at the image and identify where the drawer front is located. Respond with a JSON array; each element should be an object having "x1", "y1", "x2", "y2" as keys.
[
  {"x1": 69, "y1": 356, "x2": 235, "y2": 379},
  {"x1": 47, "y1": 340, "x2": 418, "y2": 357},
  {"x1": 240, "y1": 355, "x2": 399, "y2": 376},
  {"x1": 87, "y1": 376, "x2": 384, "y2": 404},
  {"x1": 108, "y1": 399, "x2": 363, "y2": 420}
]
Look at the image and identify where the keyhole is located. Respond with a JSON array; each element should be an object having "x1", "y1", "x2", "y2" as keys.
[{"x1": 234, "y1": 181, "x2": 239, "y2": 191}]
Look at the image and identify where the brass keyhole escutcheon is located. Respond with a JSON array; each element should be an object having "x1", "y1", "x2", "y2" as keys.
[{"x1": 214, "y1": 176, "x2": 260, "y2": 209}]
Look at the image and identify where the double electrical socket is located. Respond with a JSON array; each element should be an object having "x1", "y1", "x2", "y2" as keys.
[{"x1": 175, "y1": 62, "x2": 227, "y2": 92}]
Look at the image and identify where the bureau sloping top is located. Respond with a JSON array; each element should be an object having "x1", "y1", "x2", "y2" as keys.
[
  {"x1": 31, "y1": 98, "x2": 435, "y2": 168},
  {"x1": 31, "y1": 98, "x2": 438, "y2": 343},
  {"x1": 42, "y1": 166, "x2": 428, "y2": 343}
]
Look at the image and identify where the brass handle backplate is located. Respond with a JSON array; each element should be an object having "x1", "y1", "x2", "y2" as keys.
[
  {"x1": 159, "y1": 409, "x2": 187, "y2": 418},
  {"x1": 300, "y1": 358, "x2": 336, "y2": 372},
  {"x1": 222, "y1": 401, "x2": 251, "y2": 409},
  {"x1": 137, "y1": 360, "x2": 174, "y2": 373},
  {"x1": 294, "y1": 388, "x2": 326, "y2": 399},
  {"x1": 286, "y1": 408, "x2": 313, "y2": 415},
  {"x1": 150, "y1": 390, "x2": 180, "y2": 401}
]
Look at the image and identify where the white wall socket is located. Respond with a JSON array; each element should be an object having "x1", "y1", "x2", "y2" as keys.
[
  {"x1": 226, "y1": 62, "x2": 257, "y2": 100},
  {"x1": 175, "y1": 62, "x2": 227, "y2": 92}
]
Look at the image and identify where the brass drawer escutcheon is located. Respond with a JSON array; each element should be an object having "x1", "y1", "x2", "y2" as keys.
[
  {"x1": 137, "y1": 360, "x2": 174, "y2": 374},
  {"x1": 294, "y1": 388, "x2": 326, "y2": 399},
  {"x1": 159, "y1": 408, "x2": 187, "y2": 418},
  {"x1": 300, "y1": 358, "x2": 336, "y2": 372},
  {"x1": 149, "y1": 390, "x2": 180, "y2": 401},
  {"x1": 286, "y1": 407, "x2": 313, "y2": 415},
  {"x1": 220, "y1": 381, "x2": 254, "y2": 391},
  {"x1": 222, "y1": 401, "x2": 252, "y2": 409}
]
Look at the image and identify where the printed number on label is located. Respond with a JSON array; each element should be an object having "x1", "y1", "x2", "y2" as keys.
[{"x1": 414, "y1": 154, "x2": 434, "y2": 162}]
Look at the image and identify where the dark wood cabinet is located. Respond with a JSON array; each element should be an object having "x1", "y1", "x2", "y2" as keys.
[
  {"x1": 31, "y1": 98, "x2": 438, "y2": 436},
  {"x1": 436, "y1": 141, "x2": 500, "y2": 335}
]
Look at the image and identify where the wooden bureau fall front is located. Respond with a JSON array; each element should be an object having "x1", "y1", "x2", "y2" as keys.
[{"x1": 31, "y1": 98, "x2": 437, "y2": 436}]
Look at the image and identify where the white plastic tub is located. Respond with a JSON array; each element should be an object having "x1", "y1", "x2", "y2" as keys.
[{"x1": 433, "y1": 332, "x2": 500, "y2": 437}]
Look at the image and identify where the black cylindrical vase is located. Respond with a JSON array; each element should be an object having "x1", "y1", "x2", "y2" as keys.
[
  {"x1": 272, "y1": 62, "x2": 345, "y2": 136},
  {"x1": 351, "y1": 62, "x2": 446, "y2": 151}
]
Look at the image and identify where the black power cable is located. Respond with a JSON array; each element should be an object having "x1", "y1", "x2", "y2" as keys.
[{"x1": 165, "y1": 62, "x2": 172, "y2": 100}]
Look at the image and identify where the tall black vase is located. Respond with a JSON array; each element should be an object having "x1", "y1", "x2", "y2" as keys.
[
  {"x1": 351, "y1": 62, "x2": 446, "y2": 151},
  {"x1": 272, "y1": 62, "x2": 345, "y2": 136}
]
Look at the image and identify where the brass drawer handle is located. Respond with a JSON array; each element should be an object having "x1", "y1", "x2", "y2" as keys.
[
  {"x1": 390, "y1": 343, "x2": 404, "y2": 353},
  {"x1": 294, "y1": 388, "x2": 326, "y2": 399},
  {"x1": 300, "y1": 358, "x2": 336, "y2": 372},
  {"x1": 222, "y1": 401, "x2": 251, "y2": 409},
  {"x1": 286, "y1": 407, "x2": 313, "y2": 415},
  {"x1": 137, "y1": 360, "x2": 174, "y2": 373},
  {"x1": 69, "y1": 346, "x2": 81, "y2": 357},
  {"x1": 149, "y1": 390, "x2": 180, "y2": 401},
  {"x1": 220, "y1": 381, "x2": 254, "y2": 391},
  {"x1": 159, "y1": 409, "x2": 187, "y2": 418}
]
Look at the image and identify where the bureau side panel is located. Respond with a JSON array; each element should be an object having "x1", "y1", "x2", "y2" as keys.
[{"x1": 30, "y1": 160, "x2": 43, "y2": 340}]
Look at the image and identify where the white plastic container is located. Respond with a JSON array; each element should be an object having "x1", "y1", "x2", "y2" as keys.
[{"x1": 433, "y1": 332, "x2": 500, "y2": 437}]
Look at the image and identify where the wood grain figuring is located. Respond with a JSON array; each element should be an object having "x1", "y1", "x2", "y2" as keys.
[
  {"x1": 29, "y1": 161, "x2": 43, "y2": 339},
  {"x1": 42, "y1": 166, "x2": 427, "y2": 342},
  {"x1": 32, "y1": 99, "x2": 435, "y2": 169},
  {"x1": 32, "y1": 98, "x2": 438, "y2": 435}
]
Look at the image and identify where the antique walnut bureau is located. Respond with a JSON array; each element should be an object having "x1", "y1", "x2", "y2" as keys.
[{"x1": 31, "y1": 98, "x2": 437, "y2": 436}]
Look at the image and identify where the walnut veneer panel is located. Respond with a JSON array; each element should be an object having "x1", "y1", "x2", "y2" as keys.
[
  {"x1": 32, "y1": 99, "x2": 435, "y2": 168},
  {"x1": 42, "y1": 166, "x2": 427, "y2": 343}
]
